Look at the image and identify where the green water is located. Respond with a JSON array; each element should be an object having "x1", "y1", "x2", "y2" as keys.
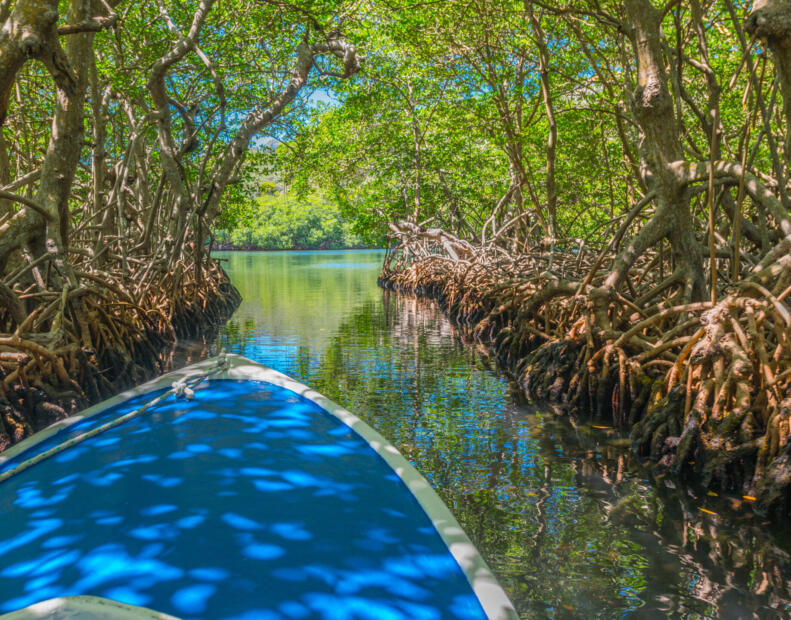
[{"x1": 210, "y1": 250, "x2": 791, "y2": 619}]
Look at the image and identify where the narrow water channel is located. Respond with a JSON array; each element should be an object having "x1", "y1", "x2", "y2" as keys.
[{"x1": 209, "y1": 250, "x2": 791, "y2": 619}]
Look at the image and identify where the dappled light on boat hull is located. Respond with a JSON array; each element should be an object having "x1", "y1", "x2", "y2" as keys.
[{"x1": 0, "y1": 380, "x2": 486, "y2": 620}]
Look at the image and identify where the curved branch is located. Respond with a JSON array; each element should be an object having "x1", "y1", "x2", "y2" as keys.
[
  {"x1": 57, "y1": 15, "x2": 118, "y2": 35},
  {"x1": 603, "y1": 211, "x2": 670, "y2": 292},
  {"x1": 673, "y1": 160, "x2": 791, "y2": 237},
  {"x1": 203, "y1": 36, "x2": 362, "y2": 222},
  {"x1": 0, "y1": 189, "x2": 52, "y2": 220}
]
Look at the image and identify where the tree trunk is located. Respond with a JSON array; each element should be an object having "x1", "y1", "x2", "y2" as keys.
[
  {"x1": 529, "y1": 7, "x2": 557, "y2": 242},
  {"x1": 31, "y1": 0, "x2": 96, "y2": 290},
  {"x1": 0, "y1": 0, "x2": 62, "y2": 125},
  {"x1": 613, "y1": 0, "x2": 707, "y2": 301}
]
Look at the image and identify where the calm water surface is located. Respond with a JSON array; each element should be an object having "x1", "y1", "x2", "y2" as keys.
[{"x1": 206, "y1": 250, "x2": 791, "y2": 619}]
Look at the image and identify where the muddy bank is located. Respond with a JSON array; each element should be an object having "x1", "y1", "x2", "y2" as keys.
[
  {"x1": 0, "y1": 264, "x2": 241, "y2": 452},
  {"x1": 379, "y1": 254, "x2": 791, "y2": 518}
]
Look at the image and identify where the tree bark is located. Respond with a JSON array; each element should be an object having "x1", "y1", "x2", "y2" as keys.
[
  {"x1": 617, "y1": 0, "x2": 707, "y2": 301},
  {"x1": 0, "y1": 0, "x2": 64, "y2": 126},
  {"x1": 30, "y1": 0, "x2": 97, "y2": 289}
]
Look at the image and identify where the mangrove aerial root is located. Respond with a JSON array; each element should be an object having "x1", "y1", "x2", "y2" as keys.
[
  {"x1": 380, "y1": 236, "x2": 791, "y2": 517},
  {"x1": 0, "y1": 253, "x2": 241, "y2": 451}
]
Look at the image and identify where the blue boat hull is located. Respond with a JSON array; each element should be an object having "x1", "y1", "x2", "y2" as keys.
[{"x1": 0, "y1": 356, "x2": 516, "y2": 620}]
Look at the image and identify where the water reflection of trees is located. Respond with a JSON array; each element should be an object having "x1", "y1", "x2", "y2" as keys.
[
  {"x1": 215, "y1": 251, "x2": 385, "y2": 352},
  {"x1": 295, "y1": 290, "x2": 791, "y2": 619}
]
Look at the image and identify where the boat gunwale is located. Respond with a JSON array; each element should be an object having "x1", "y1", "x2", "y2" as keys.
[
  {"x1": 0, "y1": 595, "x2": 180, "y2": 619},
  {"x1": 0, "y1": 354, "x2": 519, "y2": 620}
]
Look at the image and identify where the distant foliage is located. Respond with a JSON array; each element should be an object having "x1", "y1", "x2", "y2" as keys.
[{"x1": 215, "y1": 192, "x2": 365, "y2": 250}]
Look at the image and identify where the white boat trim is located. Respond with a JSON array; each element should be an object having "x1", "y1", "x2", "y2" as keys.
[
  {"x1": 0, "y1": 354, "x2": 519, "y2": 620},
  {"x1": 0, "y1": 595, "x2": 179, "y2": 619}
]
